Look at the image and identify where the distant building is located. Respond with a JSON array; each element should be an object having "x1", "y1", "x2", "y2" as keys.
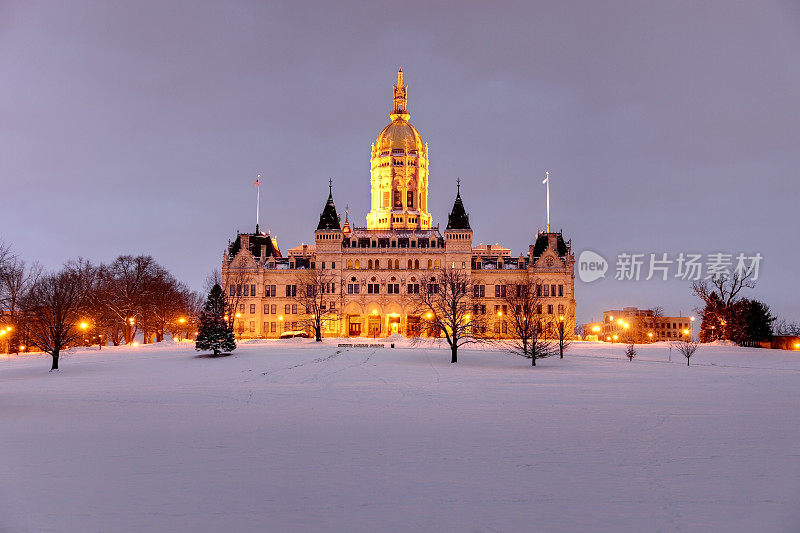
[
  {"x1": 221, "y1": 69, "x2": 577, "y2": 339},
  {"x1": 769, "y1": 336, "x2": 800, "y2": 351},
  {"x1": 582, "y1": 307, "x2": 693, "y2": 343}
]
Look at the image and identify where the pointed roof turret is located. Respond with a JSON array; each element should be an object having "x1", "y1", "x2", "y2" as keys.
[
  {"x1": 446, "y1": 178, "x2": 471, "y2": 230},
  {"x1": 341, "y1": 204, "x2": 351, "y2": 236},
  {"x1": 316, "y1": 179, "x2": 341, "y2": 231}
]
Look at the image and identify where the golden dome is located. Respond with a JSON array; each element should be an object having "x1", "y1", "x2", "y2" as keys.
[{"x1": 375, "y1": 117, "x2": 423, "y2": 151}]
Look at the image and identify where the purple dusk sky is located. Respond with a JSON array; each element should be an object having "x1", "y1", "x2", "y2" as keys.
[{"x1": 1, "y1": 1, "x2": 798, "y2": 324}]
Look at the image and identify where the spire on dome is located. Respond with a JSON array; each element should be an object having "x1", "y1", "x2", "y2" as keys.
[
  {"x1": 392, "y1": 67, "x2": 409, "y2": 119},
  {"x1": 316, "y1": 180, "x2": 341, "y2": 231},
  {"x1": 446, "y1": 179, "x2": 471, "y2": 230}
]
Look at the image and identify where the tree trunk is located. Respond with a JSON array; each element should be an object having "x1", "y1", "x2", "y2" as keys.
[
  {"x1": 50, "y1": 350, "x2": 59, "y2": 371},
  {"x1": 532, "y1": 354, "x2": 536, "y2": 366},
  {"x1": 687, "y1": 357, "x2": 690, "y2": 366},
  {"x1": 560, "y1": 344, "x2": 564, "y2": 358},
  {"x1": 450, "y1": 344, "x2": 457, "y2": 364}
]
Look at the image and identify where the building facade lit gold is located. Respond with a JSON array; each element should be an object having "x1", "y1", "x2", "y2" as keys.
[
  {"x1": 222, "y1": 69, "x2": 576, "y2": 339},
  {"x1": 366, "y1": 69, "x2": 432, "y2": 230}
]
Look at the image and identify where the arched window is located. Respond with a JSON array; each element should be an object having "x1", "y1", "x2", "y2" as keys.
[
  {"x1": 414, "y1": 259, "x2": 419, "y2": 269},
  {"x1": 355, "y1": 260, "x2": 360, "y2": 269},
  {"x1": 347, "y1": 260, "x2": 353, "y2": 269},
  {"x1": 434, "y1": 259, "x2": 440, "y2": 269},
  {"x1": 407, "y1": 259, "x2": 412, "y2": 270},
  {"x1": 387, "y1": 260, "x2": 392, "y2": 270},
  {"x1": 395, "y1": 259, "x2": 399, "y2": 270},
  {"x1": 368, "y1": 259, "x2": 373, "y2": 270},
  {"x1": 427, "y1": 259, "x2": 432, "y2": 269},
  {"x1": 375, "y1": 259, "x2": 380, "y2": 269}
]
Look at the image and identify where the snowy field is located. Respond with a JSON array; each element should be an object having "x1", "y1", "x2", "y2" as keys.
[{"x1": 2, "y1": 339, "x2": 799, "y2": 533}]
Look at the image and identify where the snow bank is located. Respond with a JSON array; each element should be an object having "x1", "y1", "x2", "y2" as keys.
[{"x1": 1, "y1": 341, "x2": 799, "y2": 532}]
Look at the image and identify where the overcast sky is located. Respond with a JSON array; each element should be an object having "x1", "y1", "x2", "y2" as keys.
[{"x1": 1, "y1": 1, "x2": 798, "y2": 324}]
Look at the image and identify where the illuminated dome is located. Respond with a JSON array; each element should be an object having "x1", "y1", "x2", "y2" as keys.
[
  {"x1": 366, "y1": 68, "x2": 432, "y2": 231},
  {"x1": 375, "y1": 118, "x2": 423, "y2": 151}
]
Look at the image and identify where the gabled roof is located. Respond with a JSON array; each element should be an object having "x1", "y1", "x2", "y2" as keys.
[
  {"x1": 227, "y1": 232, "x2": 281, "y2": 260},
  {"x1": 532, "y1": 231, "x2": 569, "y2": 258}
]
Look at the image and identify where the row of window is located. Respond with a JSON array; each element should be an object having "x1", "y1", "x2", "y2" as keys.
[
  {"x1": 470, "y1": 303, "x2": 566, "y2": 316},
  {"x1": 343, "y1": 239, "x2": 440, "y2": 249},
  {"x1": 471, "y1": 284, "x2": 565, "y2": 298},
  {"x1": 240, "y1": 282, "x2": 566, "y2": 299}
]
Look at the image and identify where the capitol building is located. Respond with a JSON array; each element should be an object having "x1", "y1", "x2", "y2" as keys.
[{"x1": 222, "y1": 70, "x2": 576, "y2": 339}]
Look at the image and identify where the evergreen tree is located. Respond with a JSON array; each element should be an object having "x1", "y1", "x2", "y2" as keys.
[{"x1": 195, "y1": 283, "x2": 236, "y2": 356}]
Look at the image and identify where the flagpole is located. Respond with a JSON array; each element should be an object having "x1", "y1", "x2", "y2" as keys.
[
  {"x1": 256, "y1": 174, "x2": 261, "y2": 233},
  {"x1": 545, "y1": 170, "x2": 550, "y2": 233}
]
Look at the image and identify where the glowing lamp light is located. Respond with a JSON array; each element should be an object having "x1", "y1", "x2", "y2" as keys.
[
  {"x1": 80, "y1": 322, "x2": 89, "y2": 330},
  {"x1": 278, "y1": 316, "x2": 284, "y2": 321},
  {"x1": 795, "y1": 343, "x2": 800, "y2": 350},
  {"x1": 592, "y1": 326, "x2": 600, "y2": 332},
  {"x1": 19, "y1": 345, "x2": 25, "y2": 351},
  {"x1": 132, "y1": 341, "x2": 140, "y2": 347},
  {"x1": 617, "y1": 319, "x2": 624, "y2": 325},
  {"x1": 559, "y1": 316, "x2": 565, "y2": 321},
  {"x1": 235, "y1": 313, "x2": 241, "y2": 318},
  {"x1": 606, "y1": 336, "x2": 611, "y2": 341},
  {"x1": 623, "y1": 323, "x2": 630, "y2": 329},
  {"x1": 426, "y1": 313, "x2": 433, "y2": 319},
  {"x1": 497, "y1": 311, "x2": 503, "y2": 317},
  {"x1": 690, "y1": 316, "x2": 696, "y2": 322},
  {"x1": 372, "y1": 310, "x2": 378, "y2": 315},
  {"x1": 648, "y1": 332, "x2": 653, "y2": 338},
  {"x1": 613, "y1": 335, "x2": 618, "y2": 340},
  {"x1": 683, "y1": 329, "x2": 690, "y2": 335},
  {"x1": 179, "y1": 317, "x2": 186, "y2": 324},
  {"x1": 464, "y1": 315, "x2": 470, "y2": 321}
]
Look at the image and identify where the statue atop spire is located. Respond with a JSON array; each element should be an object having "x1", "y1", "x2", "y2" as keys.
[{"x1": 392, "y1": 67, "x2": 409, "y2": 120}]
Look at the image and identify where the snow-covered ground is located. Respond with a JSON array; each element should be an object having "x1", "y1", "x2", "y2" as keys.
[{"x1": 2, "y1": 339, "x2": 799, "y2": 532}]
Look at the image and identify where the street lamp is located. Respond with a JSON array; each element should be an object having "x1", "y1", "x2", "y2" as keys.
[{"x1": 80, "y1": 321, "x2": 89, "y2": 346}]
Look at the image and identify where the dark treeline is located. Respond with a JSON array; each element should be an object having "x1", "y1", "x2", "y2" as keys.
[{"x1": 0, "y1": 241, "x2": 200, "y2": 369}]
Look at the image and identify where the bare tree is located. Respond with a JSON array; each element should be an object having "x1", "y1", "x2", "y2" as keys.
[
  {"x1": 21, "y1": 263, "x2": 92, "y2": 371},
  {"x1": 0, "y1": 257, "x2": 42, "y2": 353},
  {"x1": 502, "y1": 280, "x2": 555, "y2": 366},
  {"x1": 167, "y1": 290, "x2": 202, "y2": 341},
  {"x1": 625, "y1": 343, "x2": 636, "y2": 361},
  {"x1": 693, "y1": 272, "x2": 755, "y2": 308},
  {"x1": 96, "y1": 255, "x2": 161, "y2": 344},
  {"x1": 410, "y1": 267, "x2": 486, "y2": 363},
  {"x1": 774, "y1": 318, "x2": 800, "y2": 336},
  {"x1": 552, "y1": 315, "x2": 573, "y2": 359},
  {"x1": 290, "y1": 268, "x2": 340, "y2": 341},
  {"x1": 675, "y1": 339, "x2": 699, "y2": 366},
  {"x1": 651, "y1": 306, "x2": 665, "y2": 318},
  {"x1": 214, "y1": 267, "x2": 252, "y2": 332}
]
